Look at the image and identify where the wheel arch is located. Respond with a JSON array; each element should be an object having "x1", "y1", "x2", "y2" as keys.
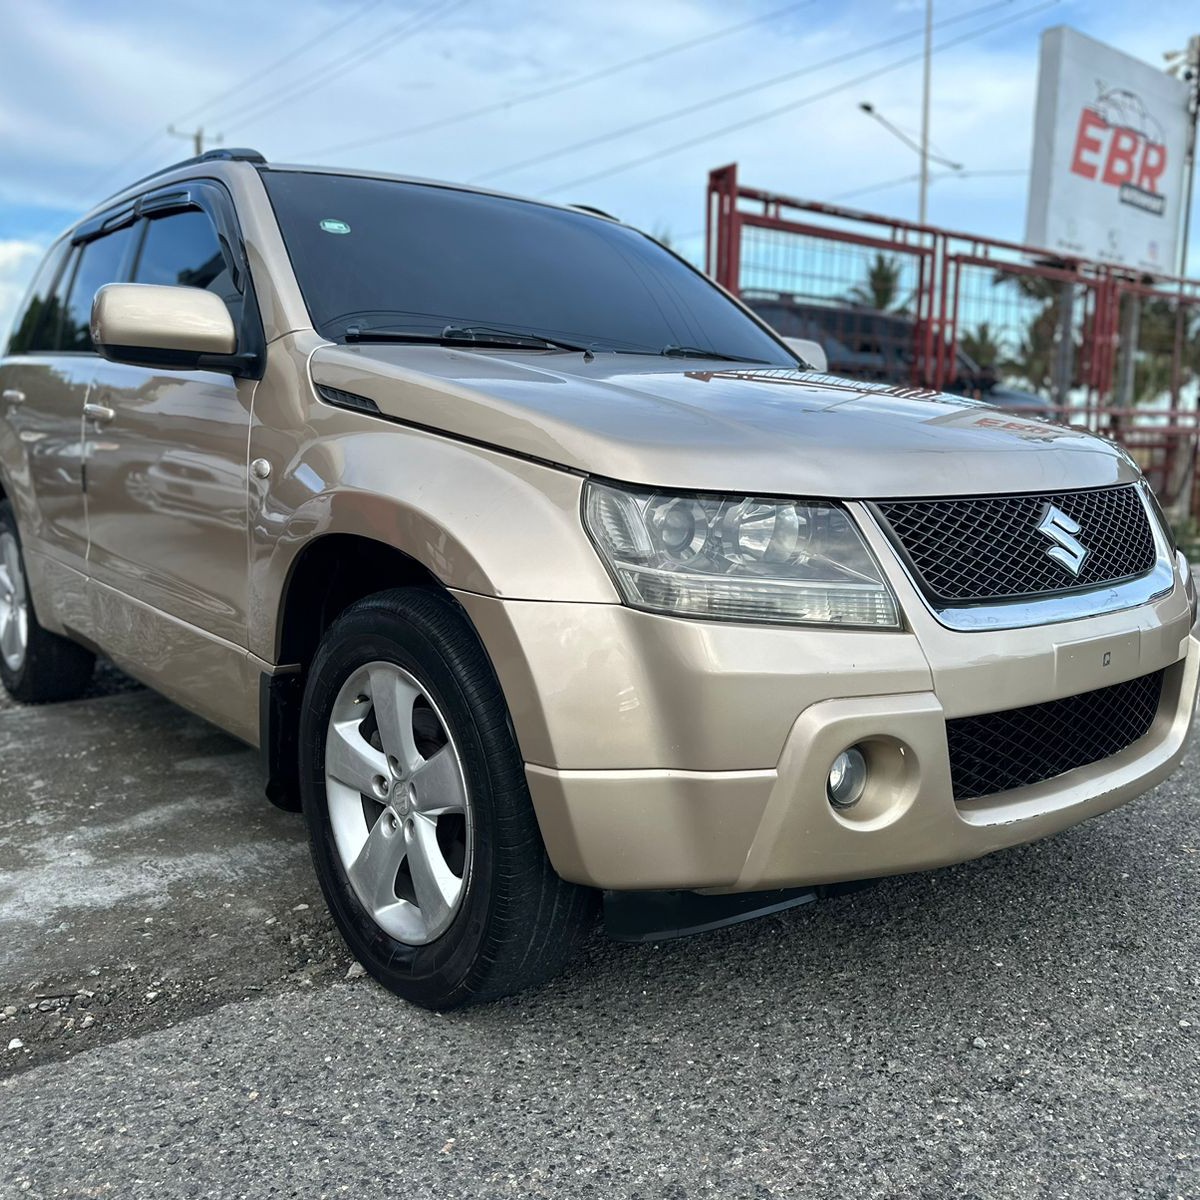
[
  {"x1": 261, "y1": 531, "x2": 468, "y2": 811},
  {"x1": 252, "y1": 442, "x2": 616, "y2": 808},
  {"x1": 274, "y1": 531, "x2": 446, "y2": 670}
]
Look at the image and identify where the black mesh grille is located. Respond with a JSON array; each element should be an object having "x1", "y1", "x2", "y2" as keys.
[
  {"x1": 946, "y1": 670, "x2": 1164, "y2": 802},
  {"x1": 874, "y1": 485, "x2": 1156, "y2": 604}
]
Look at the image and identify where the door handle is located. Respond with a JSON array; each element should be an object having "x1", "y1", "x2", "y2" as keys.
[
  {"x1": 83, "y1": 402, "x2": 115, "y2": 423},
  {"x1": 2, "y1": 389, "x2": 25, "y2": 406}
]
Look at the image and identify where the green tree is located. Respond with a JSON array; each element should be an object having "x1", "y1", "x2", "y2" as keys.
[
  {"x1": 1003, "y1": 304, "x2": 1060, "y2": 393},
  {"x1": 991, "y1": 269, "x2": 1077, "y2": 396},
  {"x1": 960, "y1": 321, "x2": 1002, "y2": 370},
  {"x1": 846, "y1": 253, "x2": 906, "y2": 311},
  {"x1": 1129, "y1": 298, "x2": 1200, "y2": 405}
]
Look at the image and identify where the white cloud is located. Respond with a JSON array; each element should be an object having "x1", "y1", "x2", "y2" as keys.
[{"x1": 0, "y1": 0, "x2": 1192, "y2": 271}]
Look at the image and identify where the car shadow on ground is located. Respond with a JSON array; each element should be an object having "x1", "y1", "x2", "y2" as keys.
[
  {"x1": 467, "y1": 744, "x2": 1198, "y2": 1050},
  {"x1": 1, "y1": 681, "x2": 1194, "y2": 1082}
]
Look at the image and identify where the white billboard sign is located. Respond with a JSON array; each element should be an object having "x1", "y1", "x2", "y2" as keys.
[{"x1": 1025, "y1": 26, "x2": 1190, "y2": 273}]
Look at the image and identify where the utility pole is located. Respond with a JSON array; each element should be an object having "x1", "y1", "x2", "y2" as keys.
[
  {"x1": 1167, "y1": 35, "x2": 1200, "y2": 279},
  {"x1": 1164, "y1": 36, "x2": 1199, "y2": 519},
  {"x1": 167, "y1": 125, "x2": 222, "y2": 157},
  {"x1": 918, "y1": 0, "x2": 933, "y2": 224}
]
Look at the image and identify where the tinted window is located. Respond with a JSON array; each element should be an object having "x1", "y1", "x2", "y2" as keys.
[
  {"x1": 262, "y1": 170, "x2": 792, "y2": 363},
  {"x1": 134, "y1": 210, "x2": 235, "y2": 303},
  {"x1": 5, "y1": 240, "x2": 70, "y2": 354},
  {"x1": 59, "y1": 225, "x2": 137, "y2": 351}
]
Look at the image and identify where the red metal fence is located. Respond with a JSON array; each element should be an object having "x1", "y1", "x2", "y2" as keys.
[{"x1": 706, "y1": 163, "x2": 1200, "y2": 516}]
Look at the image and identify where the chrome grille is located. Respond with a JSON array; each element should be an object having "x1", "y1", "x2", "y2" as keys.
[
  {"x1": 873, "y1": 485, "x2": 1156, "y2": 605},
  {"x1": 946, "y1": 669, "x2": 1164, "y2": 802}
]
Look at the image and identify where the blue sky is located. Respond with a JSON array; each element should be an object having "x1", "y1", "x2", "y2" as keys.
[{"x1": 0, "y1": 0, "x2": 1194, "y2": 332}]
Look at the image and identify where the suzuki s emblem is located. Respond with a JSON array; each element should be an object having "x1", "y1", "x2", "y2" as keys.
[{"x1": 1037, "y1": 504, "x2": 1089, "y2": 576}]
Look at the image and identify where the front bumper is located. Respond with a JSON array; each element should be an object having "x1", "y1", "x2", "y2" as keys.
[
  {"x1": 528, "y1": 641, "x2": 1197, "y2": 890},
  {"x1": 455, "y1": 575, "x2": 1199, "y2": 893}
]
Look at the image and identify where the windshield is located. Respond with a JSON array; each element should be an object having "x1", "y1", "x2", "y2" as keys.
[{"x1": 260, "y1": 170, "x2": 794, "y2": 364}]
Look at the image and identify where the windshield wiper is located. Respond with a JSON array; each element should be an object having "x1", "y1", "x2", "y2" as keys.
[
  {"x1": 659, "y1": 344, "x2": 762, "y2": 363},
  {"x1": 343, "y1": 328, "x2": 444, "y2": 344},
  {"x1": 442, "y1": 325, "x2": 595, "y2": 360},
  {"x1": 341, "y1": 324, "x2": 595, "y2": 360}
]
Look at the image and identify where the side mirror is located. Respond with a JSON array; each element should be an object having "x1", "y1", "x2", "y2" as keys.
[
  {"x1": 782, "y1": 336, "x2": 828, "y2": 373},
  {"x1": 91, "y1": 283, "x2": 237, "y2": 372}
]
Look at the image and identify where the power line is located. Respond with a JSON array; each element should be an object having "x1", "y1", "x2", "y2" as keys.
[
  {"x1": 832, "y1": 170, "x2": 923, "y2": 200},
  {"x1": 859, "y1": 103, "x2": 961, "y2": 170},
  {"x1": 858, "y1": 108, "x2": 959, "y2": 163},
  {"x1": 292, "y1": 0, "x2": 816, "y2": 160},
  {"x1": 469, "y1": 0, "x2": 1016, "y2": 186},
  {"x1": 207, "y1": 0, "x2": 471, "y2": 132},
  {"x1": 172, "y1": 0, "x2": 390, "y2": 128},
  {"x1": 73, "y1": 0, "x2": 389, "y2": 204},
  {"x1": 74, "y1": 132, "x2": 172, "y2": 204},
  {"x1": 539, "y1": 0, "x2": 1057, "y2": 198},
  {"x1": 167, "y1": 125, "x2": 222, "y2": 157},
  {"x1": 830, "y1": 167, "x2": 1028, "y2": 201}
]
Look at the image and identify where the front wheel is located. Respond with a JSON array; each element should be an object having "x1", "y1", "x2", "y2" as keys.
[{"x1": 299, "y1": 587, "x2": 596, "y2": 1009}]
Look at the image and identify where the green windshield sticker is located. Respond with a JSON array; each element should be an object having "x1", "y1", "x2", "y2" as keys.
[{"x1": 319, "y1": 218, "x2": 351, "y2": 234}]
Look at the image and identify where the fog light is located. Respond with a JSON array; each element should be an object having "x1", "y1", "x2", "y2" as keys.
[{"x1": 827, "y1": 746, "x2": 868, "y2": 809}]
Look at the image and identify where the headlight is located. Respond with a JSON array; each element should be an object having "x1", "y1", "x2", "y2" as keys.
[{"x1": 583, "y1": 481, "x2": 900, "y2": 627}]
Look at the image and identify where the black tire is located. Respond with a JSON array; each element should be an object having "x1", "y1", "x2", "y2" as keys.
[
  {"x1": 0, "y1": 501, "x2": 95, "y2": 704},
  {"x1": 299, "y1": 586, "x2": 596, "y2": 1009}
]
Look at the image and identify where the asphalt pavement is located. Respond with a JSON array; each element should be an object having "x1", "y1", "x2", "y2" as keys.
[{"x1": 1, "y1": 675, "x2": 1197, "y2": 1199}]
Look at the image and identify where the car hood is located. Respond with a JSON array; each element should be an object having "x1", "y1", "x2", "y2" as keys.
[{"x1": 309, "y1": 345, "x2": 1138, "y2": 499}]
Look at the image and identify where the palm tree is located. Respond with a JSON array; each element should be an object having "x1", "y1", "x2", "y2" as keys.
[
  {"x1": 990, "y1": 269, "x2": 1077, "y2": 396},
  {"x1": 1002, "y1": 304, "x2": 1060, "y2": 394},
  {"x1": 846, "y1": 253, "x2": 906, "y2": 311},
  {"x1": 1131, "y1": 297, "x2": 1200, "y2": 405},
  {"x1": 960, "y1": 322, "x2": 1003, "y2": 371}
]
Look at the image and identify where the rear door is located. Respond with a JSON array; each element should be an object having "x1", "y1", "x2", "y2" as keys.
[{"x1": 0, "y1": 229, "x2": 137, "y2": 633}]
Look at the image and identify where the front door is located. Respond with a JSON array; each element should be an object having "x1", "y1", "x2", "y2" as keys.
[{"x1": 83, "y1": 205, "x2": 258, "y2": 736}]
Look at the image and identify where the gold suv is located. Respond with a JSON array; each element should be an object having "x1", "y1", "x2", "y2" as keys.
[{"x1": 1, "y1": 149, "x2": 1196, "y2": 1008}]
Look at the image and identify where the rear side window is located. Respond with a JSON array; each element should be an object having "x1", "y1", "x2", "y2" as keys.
[
  {"x1": 134, "y1": 210, "x2": 235, "y2": 304},
  {"x1": 5, "y1": 240, "x2": 70, "y2": 355},
  {"x1": 59, "y1": 225, "x2": 138, "y2": 352}
]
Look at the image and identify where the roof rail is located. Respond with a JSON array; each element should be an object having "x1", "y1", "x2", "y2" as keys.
[
  {"x1": 92, "y1": 148, "x2": 267, "y2": 211},
  {"x1": 194, "y1": 147, "x2": 267, "y2": 164},
  {"x1": 570, "y1": 203, "x2": 618, "y2": 221}
]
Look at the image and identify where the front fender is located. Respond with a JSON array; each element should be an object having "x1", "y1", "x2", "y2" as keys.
[{"x1": 248, "y1": 420, "x2": 618, "y2": 664}]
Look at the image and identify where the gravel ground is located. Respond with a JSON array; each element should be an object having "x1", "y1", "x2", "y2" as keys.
[{"x1": 1, "y1": 684, "x2": 1198, "y2": 1199}]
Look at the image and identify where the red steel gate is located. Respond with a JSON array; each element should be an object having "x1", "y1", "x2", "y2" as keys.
[{"x1": 706, "y1": 163, "x2": 1200, "y2": 513}]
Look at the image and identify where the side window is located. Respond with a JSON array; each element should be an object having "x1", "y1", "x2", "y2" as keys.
[
  {"x1": 133, "y1": 210, "x2": 236, "y2": 305},
  {"x1": 59, "y1": 225, "x2": 138, "y2": 352},
  {"x1": 6, "y1": 240, "x2": 70, "y2": 355}
]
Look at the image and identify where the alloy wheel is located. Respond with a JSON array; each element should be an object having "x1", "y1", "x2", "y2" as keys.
[
  {"x1": 324, "y1": 660, "x2": 473, "y2": 945},
  {"x1": 0, "y1": 531, "x2": 28, "y2": 673}
]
